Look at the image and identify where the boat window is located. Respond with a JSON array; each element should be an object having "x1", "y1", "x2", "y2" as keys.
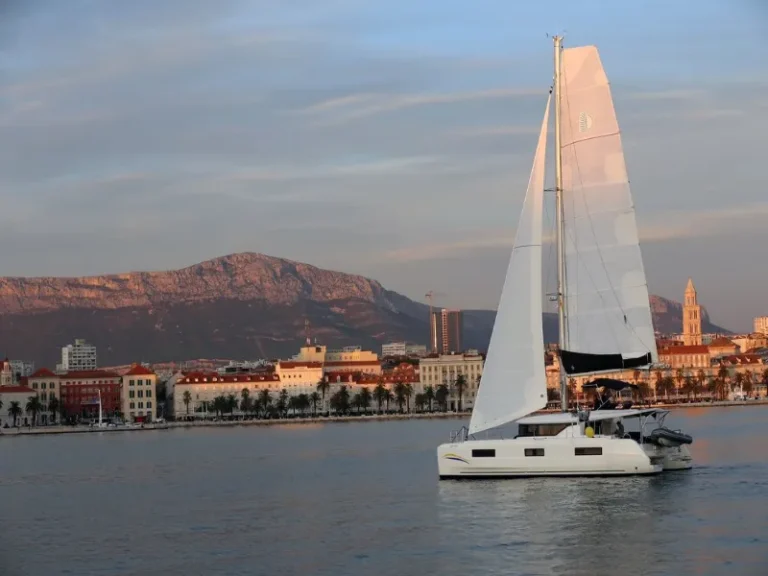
[
  {"x1": 472, "y1": 449, "x2": 495, "y2": 458},
  {"x1": 575, "y1": 447, "x2": 603, "y2": 456},
  {"x1": 518, "y1": 423, "x2": 570, "y2": 437},
  {"x1": 524, "y1": 448, "x2": 545, "y2": 457}
]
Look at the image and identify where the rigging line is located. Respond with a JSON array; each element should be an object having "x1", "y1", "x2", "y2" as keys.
[{"x1": 559, "y1": 63, "x2": 646, "y2": 355}]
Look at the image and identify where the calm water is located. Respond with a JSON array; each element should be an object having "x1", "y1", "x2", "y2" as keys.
[{"x1": 1, "y1": 407, "x2": 767, "y2": 576}]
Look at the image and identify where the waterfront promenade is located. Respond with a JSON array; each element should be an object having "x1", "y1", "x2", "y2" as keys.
[{"x1": 2, "y1": 398, "x2": 767, "y2": 437}]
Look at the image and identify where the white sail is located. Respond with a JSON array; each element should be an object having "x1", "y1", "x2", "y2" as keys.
[
  {"x1": 468, "y1": 94, "x2": 550, "y2": 436},
  {"x1": 559, "y1": 46, "x2": 657, "y2": 363}
]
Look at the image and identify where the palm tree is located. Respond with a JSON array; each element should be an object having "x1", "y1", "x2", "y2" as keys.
[
  {"x1": 393, "y1": 382, "x2": 407, "y2": 413},
  {"x1": 182, "y1": 391, "x2": 192, "y2": 416},
  {"x1": 435, "y1": 383, "x2": 449, "y2": 412},
  {"x1": 681, "y1": 376, "x2": 694, "y2": 401},
  {"x1": 424, "y1": 385, "x2": 435, "y2": 412},
  {"x1": 358, "y1": 387, "x2": 372, "y2": 414},
  {"x1": 288, "y1": 395, "x2": 300, "y2": 416},
  {"x1": 26, "y1": 396, "x2": 43, "y2": 427},
  {"x1": 47, "y1": 396, "x2": 60, "y2": 424},
  {"x1": 657, "y1": 376, "x2": 675, "y2": 401},
  {"x1": 316, "y1": 379, "x2": 330, "y2": 415},
  {"x1": 8, "y1": 401, "x2": 22, "y2": 427},
  {"x1": 762, "y1": 368, "x2": 768, "y2": 397},
  {"x1": 309, "y1": 391, "x2": 321, "y2": 416},
  {"x1": 226, "y1": 394, "x2": 238, "y2": 416},
  {"x1": 296, "y1": 393, "x2": 310, "y2": 416},
  {"x1": 675, "y1": 369, "x2": 685, "y2": 400},
  {"x1": 743, "y1": 370, "x2": 754, "y2": 398},
  {"x1": 733, "y1": 372, "x2": 745, "y2": 396},
  {"x1": 277, "y1": 389, "x2": 289, "y2": 418},
  {"x1": 330, "y1": 385, "x2": 350, "y2": 415},
  {"x1": 404, "y1": 383, "x2": 414, "y2": 413},
  {"x1": 714, "y1": 377, "x2": 728, "y2": 401},
  {"x1": 373, "y1": 382, "x2": 388, "y2": 413},
  {"x1": 653, "y1": 369, "x2": 664, "y2": 402},
  {"x1": 717, "y1": 364, "x2": 729, "y2": 397},
  {"x1": 414, "y1": 393, "x2": 426, "y2": 412},
  {"x1": 385, "y1": 388, "x2": 394, "y2": 412},
  {"x1": 453, "y1": 374, "x2": 468, "y2": 412},
  {"x1": 240, "y1": 388, "x2": 252, "y2": 416},
  {"x1": 637, "y1": 381, "x2": 652, "y2": 405},
  {"x1": 258, "y1": 389, "x2": 272, "y2": 418}
]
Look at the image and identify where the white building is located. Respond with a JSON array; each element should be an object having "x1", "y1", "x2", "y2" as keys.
[
  {"x1": 9, "y1": 360, "x2": 35, "y2": 381},
  {"x1": 58, "y1": 339, "x2": 97, "y2": 372},
  {"x1": 418, "y1": 351, "x2": 484, "y2": 411},
  {"x1": 381, "y1": 342, "x2": 428, "y2": 357},
  {"x1": 754, "y1": 316, "x2": 768, "y2": 336}
]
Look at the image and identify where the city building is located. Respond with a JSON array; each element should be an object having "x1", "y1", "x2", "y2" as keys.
[
  {"x1": 59, "y1": 370, "x2": 121, "y2": 421},
  {"x1": 0, "y1": 359, "x2": 13, "y2": 387},
  {"x1": 418, "y1": 350, "x2": 483, "y2": 410},
  {"x1": 292, "y1": 344, "x2": 382, "y2": 375},
  {"x1": 730, "y1": 333, "x2": 768, "y2": 354},
  {"x1": 682, "y1": 278, "x2": 702, "y2": 346},
  {"x1": 0, "y1": 385, "x2": 37, "y2": 427},
  {"x1": 708, "y1": 337, "x2": 739, "y2": 358},
  {"x1": 171, "y1": 371, "x2": 281, "y2": 418},
  {"x1": 381, "y1": 342, "x2": 428, "y2": 357},
  {"x1": 58, "y1": 339, "x2": 97, "y2": 372},
  {"x1": 27, "y1": 368, "x2": 60, "y2": 424},
  {"x1": 9, "y1": 360, "x2": 35, "y2": 382},
  {"x1": 658, "y1": 345, "x2": 710, "y2": 369},
  {"x1": 122, "y1": 364, "x2": 158, "y2": 423},
  {"x1": 754, "y1": 316, "x2": 768, "y2": 336},
  {"x1": 430, "y1": 309, "x2": 464, "y2": 354}
]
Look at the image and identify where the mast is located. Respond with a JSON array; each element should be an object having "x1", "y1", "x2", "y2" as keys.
[{"x1": 553, "y1": 35, "x2": 568, "y2": 412}]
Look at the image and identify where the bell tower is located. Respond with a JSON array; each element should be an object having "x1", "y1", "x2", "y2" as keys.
[{"x1": 682, "y1": 278, "x2": 702, "y2": 346}]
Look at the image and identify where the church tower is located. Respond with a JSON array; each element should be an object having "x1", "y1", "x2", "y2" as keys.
[{"x1": 682, "y1": 278, "x2": 702, "y2": 346}]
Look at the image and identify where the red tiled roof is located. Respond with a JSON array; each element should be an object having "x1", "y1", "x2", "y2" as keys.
[
  {"x1": 278, "y1": 361, "x2": 323, "y2": 369},
  {"x1": 61, "y1": 370, "x2": 121, "y2": 379},
  {"x1": 178, "y1": 371, "x2": 280, "y2": 385},
  {"x1": 324, "y1": 360, "x2": 381, "y2": 367},
  {"x1": 29, "y1": 368, "x2": 58, "y2": 379},
  {"x1": 124, "y1": 364, "x2": 156, "y2": 376},
  {"x1": 659, "y1": 345, "x2": 709, "y2": 355},
  {"x1": 0, "y1": 385, "x2": 35, "y2": 394},
  {"x1": 719, "y1": 354, "x2": 762, "y2": 366},
  {"x1": 709, "y1": 337, "x2": 736, "y2": 347}
]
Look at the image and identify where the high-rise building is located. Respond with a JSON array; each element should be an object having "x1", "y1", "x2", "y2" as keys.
[
  {"x1": 381, "y1": 342, "x2": 428, "y2": 357},
  {"x1": 682, "y1": 278, "x2": 702, "y2": 346},
  {"x1": 430, "y1": 309, "x2": 463, "y2": 354},
  {"x1": 58, "y1": 338, "x2": 97, "y2": 372},
  {"x1": 754, "y1": 316, "x2": 768, "y2": 336}
]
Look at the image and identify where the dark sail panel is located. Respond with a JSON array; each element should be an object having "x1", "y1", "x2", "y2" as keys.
[{"x1": 559, "y1": 349, "x2": 652, "y2": 376}]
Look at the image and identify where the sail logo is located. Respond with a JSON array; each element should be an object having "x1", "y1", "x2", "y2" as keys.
[
  {"x1": 443, "y1": 453, "x2": 469, "y2": 464},
  {"x1": 579, "y1": 112, "x2": 593, "y2": 133}
]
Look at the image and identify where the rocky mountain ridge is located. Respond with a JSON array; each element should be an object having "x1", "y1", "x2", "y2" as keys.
[{"x1": 0, "y1": 253, "x2": 727, "y2": 365}]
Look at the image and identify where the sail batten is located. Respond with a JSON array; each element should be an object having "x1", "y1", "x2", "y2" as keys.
[
  {"x1": 559, "y1": 46, "x2": 657, "y2": 370},
  {"x1": 467, "y1": 95, "x2": 551, "y2": 436}
]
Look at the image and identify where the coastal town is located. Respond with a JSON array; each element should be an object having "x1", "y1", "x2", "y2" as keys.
[{"x1": 1, "y1": 277, "x2": 767, "y2": 432}]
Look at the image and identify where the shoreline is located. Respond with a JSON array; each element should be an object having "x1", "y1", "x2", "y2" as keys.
[{"x1": 2, "y1": 399, "x2": 767, "y2": 437}]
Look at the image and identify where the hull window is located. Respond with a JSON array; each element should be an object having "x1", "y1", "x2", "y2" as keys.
[
  {"x1": 575, "y1": 447, "x2": 603, "y2": 456},
  {"x1": 524, "y1": 448, "x2": 545, "y2": 457},
  {"x1": 472, "y1": 449, "x2": 496, "y2": 458}
]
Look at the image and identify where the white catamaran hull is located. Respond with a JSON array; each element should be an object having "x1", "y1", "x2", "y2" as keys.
[
  {"x1": 437, "y1": 437, "x2": 662, "y2": 479},
  {"x1": 643, "y1": 444, "x2": 693, "y2": 471}
]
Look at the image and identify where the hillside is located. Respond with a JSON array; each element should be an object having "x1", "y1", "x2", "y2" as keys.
[{"x1": 0, "y1": 253, "x2": 728, "y2": 365}]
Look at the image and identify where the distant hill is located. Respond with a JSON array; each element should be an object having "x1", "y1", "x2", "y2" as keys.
[{"x1": 0, "y1": 252, "x2": 729, "y2": 365}]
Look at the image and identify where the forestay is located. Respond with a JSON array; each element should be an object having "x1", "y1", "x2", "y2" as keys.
[
  {"x1": 558, "y1": 46, "x2": 657, "y2": 374},
  {"x1": 468, "y1": 94, "x2": 551, "y2": 436}
]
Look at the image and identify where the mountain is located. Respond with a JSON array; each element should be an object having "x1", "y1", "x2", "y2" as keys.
[{"x1": 0, "y1": 252, "x2": 728, "y2": 366}]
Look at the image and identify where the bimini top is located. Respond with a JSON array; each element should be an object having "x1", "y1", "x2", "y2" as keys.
[
  {"x1": 516, "y1": 408, "x2": 667, "y2": 426},
  {"x1": 581, "y1": 378, "x2": 638, "y2": 391}
]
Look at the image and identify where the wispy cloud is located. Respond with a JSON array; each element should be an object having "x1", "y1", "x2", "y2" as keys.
[
  {"x1": 452, "y1": 124, "x2": 542, "y2": 138},
  {"x1": 382, "y1": 203, "x2": 768, "y2": 263},
  {"x1": 624, "y1": 89, "x2": 705, "y2": 101},
  {"x1": 301, "y1": 87, "x2": 543, "y2": 126}
]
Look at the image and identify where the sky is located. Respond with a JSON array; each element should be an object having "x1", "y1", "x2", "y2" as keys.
[{"x1": 0, "y1": 0, "x2": 766, "y2": 331}]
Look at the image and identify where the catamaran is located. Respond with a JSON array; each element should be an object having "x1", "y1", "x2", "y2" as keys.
[{"x1": 437, "y1": 37, "x2": 693, "y2": 479}]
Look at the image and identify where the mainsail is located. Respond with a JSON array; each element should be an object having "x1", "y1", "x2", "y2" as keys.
[
  {"x1": 468, "y1": 94, "x2": 551, "y2": 435},
  {"x1": 557, "y1": 46, "x2": 657, "y2": 375}
]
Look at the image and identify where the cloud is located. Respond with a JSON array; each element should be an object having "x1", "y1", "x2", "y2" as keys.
[
  {"x1": 382, "y1": 203, "x2": 768, "y2": 263},
  {"x1": 451, "y1": 124, "x2": 542, "y2": 137},
  {"x1": 301, "y1": 87, "x2": 543, "y2": 126}
]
